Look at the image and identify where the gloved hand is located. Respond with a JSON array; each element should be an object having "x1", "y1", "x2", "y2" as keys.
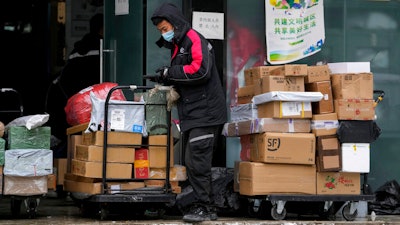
[{"x1": 155, "y1": 66, "x2": 170, "y2": 83}]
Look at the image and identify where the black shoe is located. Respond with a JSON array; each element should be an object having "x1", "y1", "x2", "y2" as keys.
[
  {"x1": 182, "y1": 205, "x2": 211, "y2": 222},
  {"x1": 209, "y1": 206, "x2": 218, "y2": 221}
]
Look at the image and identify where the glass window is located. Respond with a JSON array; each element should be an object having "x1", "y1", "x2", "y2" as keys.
[{"x1": 226, "y1": 0, "x2": 400, "y2": 191}]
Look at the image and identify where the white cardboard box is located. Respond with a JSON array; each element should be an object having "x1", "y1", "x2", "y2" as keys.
[
  {"x1": 341, "y1": 143, "x2": 370, "y2": 173},
  {"x1": 328, "y1": 62, "x2": 370, "y2": 74}
]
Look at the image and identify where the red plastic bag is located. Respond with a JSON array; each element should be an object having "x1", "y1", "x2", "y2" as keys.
[{"x1": 64, "y1": 82, "x2": 126, "y2": 126}]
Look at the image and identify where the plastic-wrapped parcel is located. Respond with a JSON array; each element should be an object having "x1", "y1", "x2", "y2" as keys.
[
  {"x1": 252, "y1": 91, "x2": 323, "y2": 105},
  {"x1": 4, "y1": 149, "x2": 53, "y2": 176}
]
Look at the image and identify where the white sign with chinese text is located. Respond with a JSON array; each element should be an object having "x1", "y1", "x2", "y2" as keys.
[
  {"x1": 115, "y1": 0, "x2": 129, "y2": 15},
  {"x1": 265, "y1": 0, "x2": 325, "y2": 64},
  {"x1": 192, "y1": 11, "x2": 224, "y2": 40}
]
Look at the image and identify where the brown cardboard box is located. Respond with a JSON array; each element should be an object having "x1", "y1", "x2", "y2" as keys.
[
  {"x1": 71, "y1": 159, "x2": 132, "y2": 179},
  {"x1": 250, "y1": 132, "x2": 315, "y2": 165},
  {"x1": 47, "y1": 174, "x2": 57, "y2": 190},
  {"x1": 54, "y1": 158, "x2": 67, "y2": 185},
  {"x1": 239, "y1": 162, "x2": 316, "y2": 195},
  {"x1": 317, "y1": 156, "x2": 341, "y2": 172},
  {"x1": 305, "y1": 65, "x2": 331, "y2": 83},
  {"x1": 311, "y1": 113, "x2": 339, "y2": 136},
  {"x1": 82, "y1": 131, "x2": 142, "y2": 146},
  {"x1": 149, "y1": 165, "x2": 187, "y2": 181},
  {"x1": 254, "y1": 76, "x2": 305, "y2": 95},
  {"x1": 223, "y1": 118, "x2": 311, "y2": 136},
  {"x1": 334, "y1": 99, "x2": 375, "y2": 120},
  {"x1": 63, "y1": 179, "x2": 144, "y2": 195},
  {"x1": 331, "y1": 73, "x2": 373, "y2": 99},
  {"x1": 64, "y1": 179, "x2": 102, "y2": 195},
  {"x1": 257, "y1": 101, "x2": 312, "y2": 119},
  {"x1": 269, "y1": 64, "x2": 308, "y2": 76},
  {"x1": 69, "y1": 135, "x2": 82, "y2": 159},
  {"x1": 316, "y1": 172, "x2": 360, "y2": 195},
  {"x1": 148, "y1": 135, "x2": 174, "y2": 168},
  {"x1": 4, "y1": 175, "x2": 48, "y2": 196},
  {"x1": 237, "y1": 85, "x2": 255, "y2": 104},
  {"x1": 305, "y1": 81, "x2": 334, "y2": 114},
  {"x1": 316, "y1": 135, "x2": 341, "y2": 171},
  {"x1": 244, "y1": 66, "x2": 281, "y2": 85},
  {"x1": 75, "y1": 145, "x2": 135, "y2": 163}
]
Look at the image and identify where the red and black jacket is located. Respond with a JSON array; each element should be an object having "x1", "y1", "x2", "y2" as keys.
[{"x1": 152, "y1": 3, "x2": 227, "y2": 132}]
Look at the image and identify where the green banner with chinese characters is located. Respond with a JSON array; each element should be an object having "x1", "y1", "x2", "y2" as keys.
[{"x1": 266, "y1": 0, "x2": 325, "y2": 64}]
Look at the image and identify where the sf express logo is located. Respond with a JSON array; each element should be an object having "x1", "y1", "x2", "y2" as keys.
[{"x1": 267, "y1": 138, "x2": 280, "y2": 151}]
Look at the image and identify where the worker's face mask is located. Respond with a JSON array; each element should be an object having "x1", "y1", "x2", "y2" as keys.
[{"x1": 162, "y1": 30, "x2": 174, "y2": 42}]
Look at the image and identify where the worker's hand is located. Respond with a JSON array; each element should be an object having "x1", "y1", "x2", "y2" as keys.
[{"x1": 155, "y1": 66, "x2": 170, "y2": 83}]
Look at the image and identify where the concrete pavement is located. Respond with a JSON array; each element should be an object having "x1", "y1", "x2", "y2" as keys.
[{"x1": 0, "y1": 194, "x2": 399, "y2": 225}]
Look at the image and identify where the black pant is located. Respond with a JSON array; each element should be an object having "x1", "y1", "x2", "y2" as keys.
[{"x1": 183, "y1": 125, "x2": 222, "y2": 204}]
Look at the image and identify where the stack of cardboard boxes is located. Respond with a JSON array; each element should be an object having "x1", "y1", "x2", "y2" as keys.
[
  {"x1": 63, "y1": 93, "x2": 186, "y2": 195},
  {"x1": 225, "y1": 62, "x2": 374, "y2": 196}
]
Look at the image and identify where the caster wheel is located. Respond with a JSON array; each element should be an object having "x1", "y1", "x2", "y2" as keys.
[
  {"x1": 342, "y1": 203, "x2": 358, "y2": 221},
  {"x1": 271, "y1": 205, "x2": 287, "y2": 220},
  {"x1": 27, "y1": 198, "x2": 38, "y2": 219},
  {"x1": 100, "y1": 207, "x2": 109, "y2": 220}
]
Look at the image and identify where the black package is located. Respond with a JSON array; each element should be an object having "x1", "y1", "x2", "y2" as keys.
[{"x1": 336, "y1": 120, "x2": 381, "y2": 143}]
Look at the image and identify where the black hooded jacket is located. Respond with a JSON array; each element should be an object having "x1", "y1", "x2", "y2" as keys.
[{"x1": 151, "y1": 3, "x2": 227, "y2": 132}]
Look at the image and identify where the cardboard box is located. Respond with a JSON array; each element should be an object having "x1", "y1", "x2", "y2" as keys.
[
  {"x1": 68, "y1": 134, "x2": 82, "y2": 159},
  {"x1": 82, "y1": 131, "x2": 142, "y2": 146},
  {"x1": 269, "y1": 64, "x2": 308, "y2": 76},
  {"x1": 71, "y1": 159, "x2": 132, "y2": 179},
  {"x1": 4, "y1": 175, "x2": 48, "y2": 196},
  {"x1": 254, "y1": 76, "x2": 304, "y2": 95},
  {"x1": 148, "y1": 165, "x2": 187, "y2": 181},
  {"x1": 47, "y1": 174, "x2": 57, "y2": 190},
  {"x1": 257, "y1": 101, "x2": 312, "y2": 119},
  {"x1": 244, "y1": 66, "x2": 281, "y2": 85},
  {"x1": 305, "y1": 81, "x2": 334, "y2": 114},
  {"x1": 341, "y1": 143, "x2": 370, "y2": 173},
  {"x1": 316, "y1": 172, "x2": 361, "y2": 195},
  {"x1": 222, "y1": 118, "x2": 311, "y2": 136},
  {"x1": 328, "y1": 62, "x2": 370, "y2": 74},
  {"x1": 316, "y1": 135, "x2": 341, "y2": 171},
  {"x1": 240, "y1": 135, "x2": 251, "y2": 161},
  {"x1": 148, "y1": 135, "x2": 174, "y2": 168},
  {"x1": 316, "y1": 156, "x2": 341, "y2": 172},
  {"x1": 75, "y1": 145, "x2": 135, "y2": 163},
  {"x1": 54, "y1": 158, "x2": 67, "y2": 185},
  {"x1": 134, "y1": 148, "x2": 149, "y2": 179},
  {"x1": 237, "y1": 85, "x2": 255, "y2": 104},
  {"x1": 64, "y1": 179, "x2": 102, "y2": 195},
  {"x1": 239, "y1": 162, "x2": 316, "y2": 195},
  {"x1": 311, "y1": 113, "x2": 339, "y2": 137},
  {"x1": 331, "y1": 73, "x2": 373, "y2": 99},
  {"x1": 64, "y1": 179, "x2": 145, "y2": 195},
  {"x1": 334, "y1": 99, "x2": 375, "y2": 120},
  {"x1": 250, "y1": 132, "x2": 315, "y2": 165},
  {"x1": 306, "y1": 65, "x2": 331, "y2": 83}
]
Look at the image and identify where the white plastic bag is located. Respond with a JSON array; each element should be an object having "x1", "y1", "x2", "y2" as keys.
[
  {"x1": 85, "y1": 92, "x2": 147, "y2": 136},
  {"x1": 5, "y1": 114, "x2": 49, "y2": 130}
]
